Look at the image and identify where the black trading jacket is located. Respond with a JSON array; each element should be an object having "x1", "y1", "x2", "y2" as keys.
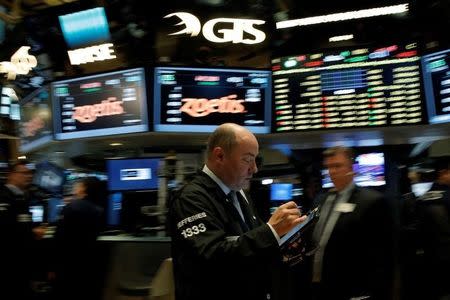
[{"x1": 168, "y1": 171, "x2": 281, "y2": 300}]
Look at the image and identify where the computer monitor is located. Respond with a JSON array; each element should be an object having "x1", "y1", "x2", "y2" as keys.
[
  {"x1": 107, "y1": 158, "x2": 160, "y2": 191},
  {"x1": 18, "y1": 86, "x2": 53, "y2": 153},
  {"x1": 322, "y1": 152, "x2": 386, "y2": 188},
  {"x1": 47, "y1": 198, "x2": 64, "y2": 224},
  {"x1": 272, "y1": 43, "x2": 424, "y2": 132},
  {"x1": 107, "y1": 192, "x2": 122, "y2": 227},
  {"x1": 29, "y1": 205, "x2": 44, "y2": 223},
  {"x1": 153, "y1": 66, "x2": 272, "y2": 133},
  {"x1": 33, "y1": 161, "x2": 65, "y2": 195},
  {"x1": 421, "y1": 48, "x2": 450, "y2": 124},
  {"x1": 59, "y1": 7, "x2": 111, "y2": 49},
  {"x1": 51, "y1": 68, "x2": 149, "y2": 140},
  {"x1": 270, "y1": 183, "x2": 293, "y2": 201}
]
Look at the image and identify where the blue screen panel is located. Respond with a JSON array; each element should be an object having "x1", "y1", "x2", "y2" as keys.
[
  {"x1": 270, "y1": 183, "x2": 293, "y2": 201},
  {"x1": 107, "y1": 158, "x2": 160, "y2": 191},
  {"x1": 47, "y1": 198, "x2": 64, "y2": 223},
  {"x1": 107, "y1": 192, "x2": 122, "y2": 226},
  {"x1": 59, "y1": 7, "x2": 111, "y2": 48}
]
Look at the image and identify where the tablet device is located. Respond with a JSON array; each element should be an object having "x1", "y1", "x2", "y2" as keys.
[{"x1": 280, "y1": 208, "x2": 318, "y2": 245}]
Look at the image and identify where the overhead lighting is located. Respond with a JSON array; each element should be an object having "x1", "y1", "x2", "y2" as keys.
[
  {"x1": 329, "y1": 34, "x2": 354, "y2": 42},
  {"x1": 261, "y1": 178, "x2": 273, "y2": 185},
  {"x1": 110, "y1": 142, "x2": 123, "y2": 146},
  {"x1": 17, "y1": 155, "x2": 27, "y2": 160},
  {"x1": 276, "y1": 3, "x2": 409, "y2": 29}
]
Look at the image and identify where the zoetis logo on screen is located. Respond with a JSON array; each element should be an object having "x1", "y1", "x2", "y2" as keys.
[
  {"x1": 72, "y1": 97, "x2": 124, "y2": 123},
  {"x1": 180, "y1": 94, "x2": 247, "y2": 117},
  {"x1": 164, "y1": 12, "x2": 266, "y2": 44}
]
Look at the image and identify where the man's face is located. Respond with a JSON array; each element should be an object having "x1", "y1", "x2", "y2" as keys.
[
  {"x1": 11, "y1": 164, "x2": 33, "y2": 190},
  {"x1": 221, "y1": 134, "x2": 259, "y2": 191},
  {"x1": 72, "y1": 182, "x2": 87, "y2": 200},
  {"x1": 440, "y1": 169, "x2": 450, "y2": 186},
  {"x1": 324, "y1": 152, "x2": 354, "y2": 191}
]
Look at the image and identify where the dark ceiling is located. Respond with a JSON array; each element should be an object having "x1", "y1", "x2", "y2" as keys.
[
  {"x1": 1, "y1": 0, "x2": 448, "y2": 95},
  {"x1": 0, "y1": 0, "x2": 448, "y2": 165}
]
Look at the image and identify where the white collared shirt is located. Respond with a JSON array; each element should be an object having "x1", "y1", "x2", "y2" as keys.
[
  {"x1": 202, "y1": 165, "x2": 280, "y2": 242},
  {"x1": 5, "y1": 184, "x2": 25, "y2": 196}
]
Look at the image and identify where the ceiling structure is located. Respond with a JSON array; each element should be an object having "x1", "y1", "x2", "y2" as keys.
[{"x1": 0, "y1": 0, "x2": 449, "y2": 167}]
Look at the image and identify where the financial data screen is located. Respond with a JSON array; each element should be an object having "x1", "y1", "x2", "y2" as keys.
[
  {"x1": 51, "y1": 68, "x2": 148, "y2": 140},
  {"x1": 272, "y1": 43, "x2": 424, "y2": 132},
  {"x1": 153, "y1": 67, "x2": 271, "y2": 133}
]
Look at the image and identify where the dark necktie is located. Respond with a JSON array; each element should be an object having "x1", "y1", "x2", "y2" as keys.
[
  {"x1": 228, "y1": 191, "x2": 251, "y2": 231},
  {"x1": 312, "y1": 192, "x2": 341, "y2": 245}
]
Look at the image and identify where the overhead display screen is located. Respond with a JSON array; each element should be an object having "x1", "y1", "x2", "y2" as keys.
[
  {"x1": 18, "y1": 86, "x2": 53, "y2": 152},
  {"x1": 272, "y1": 43, "x2": 424, "y2": 132},
  {"x1": 51, "y1": 68, "x2": 148, "y2": 140},
  {"x1": 107, "y1": 158, "x2": 160, "y2": 191},
  {"x1": 322, "y1": 152, "x2": 386, "y2": 188},
  {"x1": 153, "y1": 67, "x2": 271, "y2": 133},
  {"x1": 421, "y1": 48, "x2": 450, "y2": 124}
]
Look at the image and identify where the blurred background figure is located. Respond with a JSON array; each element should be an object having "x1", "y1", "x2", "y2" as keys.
[
  {"x1": 416, "y1": 156, "x2": 450, "y2": 300},
  {"x1": 0, "y1": 160, "x2": 35, "y2": 299},
  {"x1": 52, "y1": 176, "x2": 106, "y2": 300},
  {"x1": 309, "y1": 146, "x2": 393, "y2": 300}
]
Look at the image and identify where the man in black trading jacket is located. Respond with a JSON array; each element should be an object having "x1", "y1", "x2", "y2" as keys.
[
  {"x1": 416, "y1": 156, "x2": 450, "y2": 300},
  {"x1": 168, "y1": 123, "x2": 306, "y2": 300},
  {"x1": 310, "y1": 146, "x2": 393, "y2": 300},
  {"x1": 0, "y1": 160, "x2": 35, "y2": 299}
]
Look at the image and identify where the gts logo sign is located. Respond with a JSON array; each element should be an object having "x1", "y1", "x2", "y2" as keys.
[{"x1": 164, "y1": 12, "x2": 266, "y2": 44}]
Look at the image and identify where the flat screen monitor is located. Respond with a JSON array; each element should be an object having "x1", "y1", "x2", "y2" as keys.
[
  {"x1": 270, "y1": 183, "x2": 293, "y2": 201},
  {"x1": 47, "y1": 198, "x2": 64, "y2": 224},
  {"x1": 421, "y1": 48, "x2": 450, "y2": 124},
  {"x1": 107, "y1": 158, "x2": 160, "y2": 191},
  {"x1": 322, "y1": 152, "x2": 386, "y2": 188},
  {"x1": 272, "y1": 43, "x2": 424, "y2": 132},
  {"x1": 18, "y1": 86, "x2": 53, "y2": 152},
  {"x1": 59, "y1": 7, "x2": 110, "y2": 49},
  {"x1": 29, "y1": 205, "x2": 44, "y2": 223},
  {"x1": 107, "y1": 192, "x2": 122, "y2": 226},
  {"x1": 33, "y1": 161, "x2": 65, "y2": 195},
  {"x1": 153, "y1": 67, "x2": 271, "y2": 133},
  {"x1": 51, "y1": 68, "x2": 148, "y2": 140}
]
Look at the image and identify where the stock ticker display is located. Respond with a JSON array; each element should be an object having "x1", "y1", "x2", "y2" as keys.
[
  {"x1": 272, "y1": 44, "x2": 424, "y2": 132},
  {"x1": 51, "y1": 68, "x2": 148, "y2": 140},
  {"x1": 153, "y1": 67, "x2": 272, "y2": 133}
]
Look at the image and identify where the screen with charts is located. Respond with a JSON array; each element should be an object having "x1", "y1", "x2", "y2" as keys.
[
  {"x1": 18, "y1": 86, "x2": 53, "y2": 152},
  {"x1": 107, "y1": 158, "x2": 160, "y2": 191},
  {"x1": 322, "y1": 152, "x2": 386, "y2": 188},
  {"x1": 421, "y1": 48, "x2": 450, "y2": 124},
  {"x1": 153, "y1": 67, "x2": 271, "y2": 133},
  {"x1": 272, "y1": 43, "x2": 424, "y2": 132},
  {"x1": 51, "y1": 68, "x2": 148, "y2": 140}
]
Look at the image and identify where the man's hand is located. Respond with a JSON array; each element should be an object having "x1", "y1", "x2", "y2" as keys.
[{"x1": 268, "y1": 201, "x2": 307, "y2": 237}]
